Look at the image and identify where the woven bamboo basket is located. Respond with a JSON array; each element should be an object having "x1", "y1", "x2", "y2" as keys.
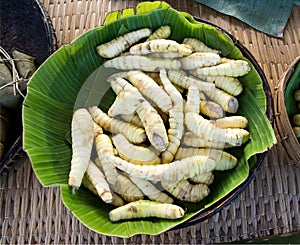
[
  {"x1": 0, "y1": 0, "x2": 56, "y2": 174},
  {"x1": 274, "y1": 56, "x2": 300, "y2": 166}
]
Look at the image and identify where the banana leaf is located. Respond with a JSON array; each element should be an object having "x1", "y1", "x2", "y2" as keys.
[
  {"x1": 192, "y1": 0, "x2": 294, "y2": 38},
  {"x1": 22, "y1": 1, "x2": 276, "y2": 237},
  {"x1": 284, "y1": 60, "x2": 300, "y2": 120}
]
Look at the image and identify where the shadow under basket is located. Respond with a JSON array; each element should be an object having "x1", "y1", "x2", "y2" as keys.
[{"x1": 274, "y1": 56, "x2": 300, "y2": 166}]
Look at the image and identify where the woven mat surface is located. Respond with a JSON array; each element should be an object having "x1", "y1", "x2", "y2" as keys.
[{"x1": 1, "y1": 0, "x2": 300, "y2": 244}]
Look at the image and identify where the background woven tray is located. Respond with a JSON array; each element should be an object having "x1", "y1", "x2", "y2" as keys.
[
  {"x1": 274, "y1": 56, "x2": 300, "y2": 165},
  {"x1": 0, "y1": 0, "x2": 299, "y2": 244}
]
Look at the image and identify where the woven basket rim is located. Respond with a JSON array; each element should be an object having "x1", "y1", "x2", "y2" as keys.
[{"x1": 274, "y1": 56, "x2": 300, "y2": 165}]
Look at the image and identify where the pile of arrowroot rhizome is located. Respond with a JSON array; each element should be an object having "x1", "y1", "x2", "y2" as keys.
[{"x1": 68, "y1": 25, "x2": 251, "y2": 222}]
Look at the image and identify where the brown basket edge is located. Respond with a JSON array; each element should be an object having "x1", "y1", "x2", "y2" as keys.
[{"x1": 274, "y1": 56, "x2": 300, "y2": 165}]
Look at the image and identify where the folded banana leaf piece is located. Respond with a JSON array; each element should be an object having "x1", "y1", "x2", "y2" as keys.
[
  {"x1": 0, "y1": 48, "x2": 36, "y2": 109},
  {"x1": 0, "y1": 55, "x2": 18, "y2": 109},
  {"x1": 192, "y1": 0, "x2": 295, "y2": 37},
  {"x1": 12, "y1": 49, "x2": 36, "y2": 79}
]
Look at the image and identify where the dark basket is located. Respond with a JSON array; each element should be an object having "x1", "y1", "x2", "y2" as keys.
[
  {"x1": 274, "y1": 56, "x2": 300, "y2": 166},
  {"x1": 0, "y1": 0, "x2": 56, "y2": 174}
]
